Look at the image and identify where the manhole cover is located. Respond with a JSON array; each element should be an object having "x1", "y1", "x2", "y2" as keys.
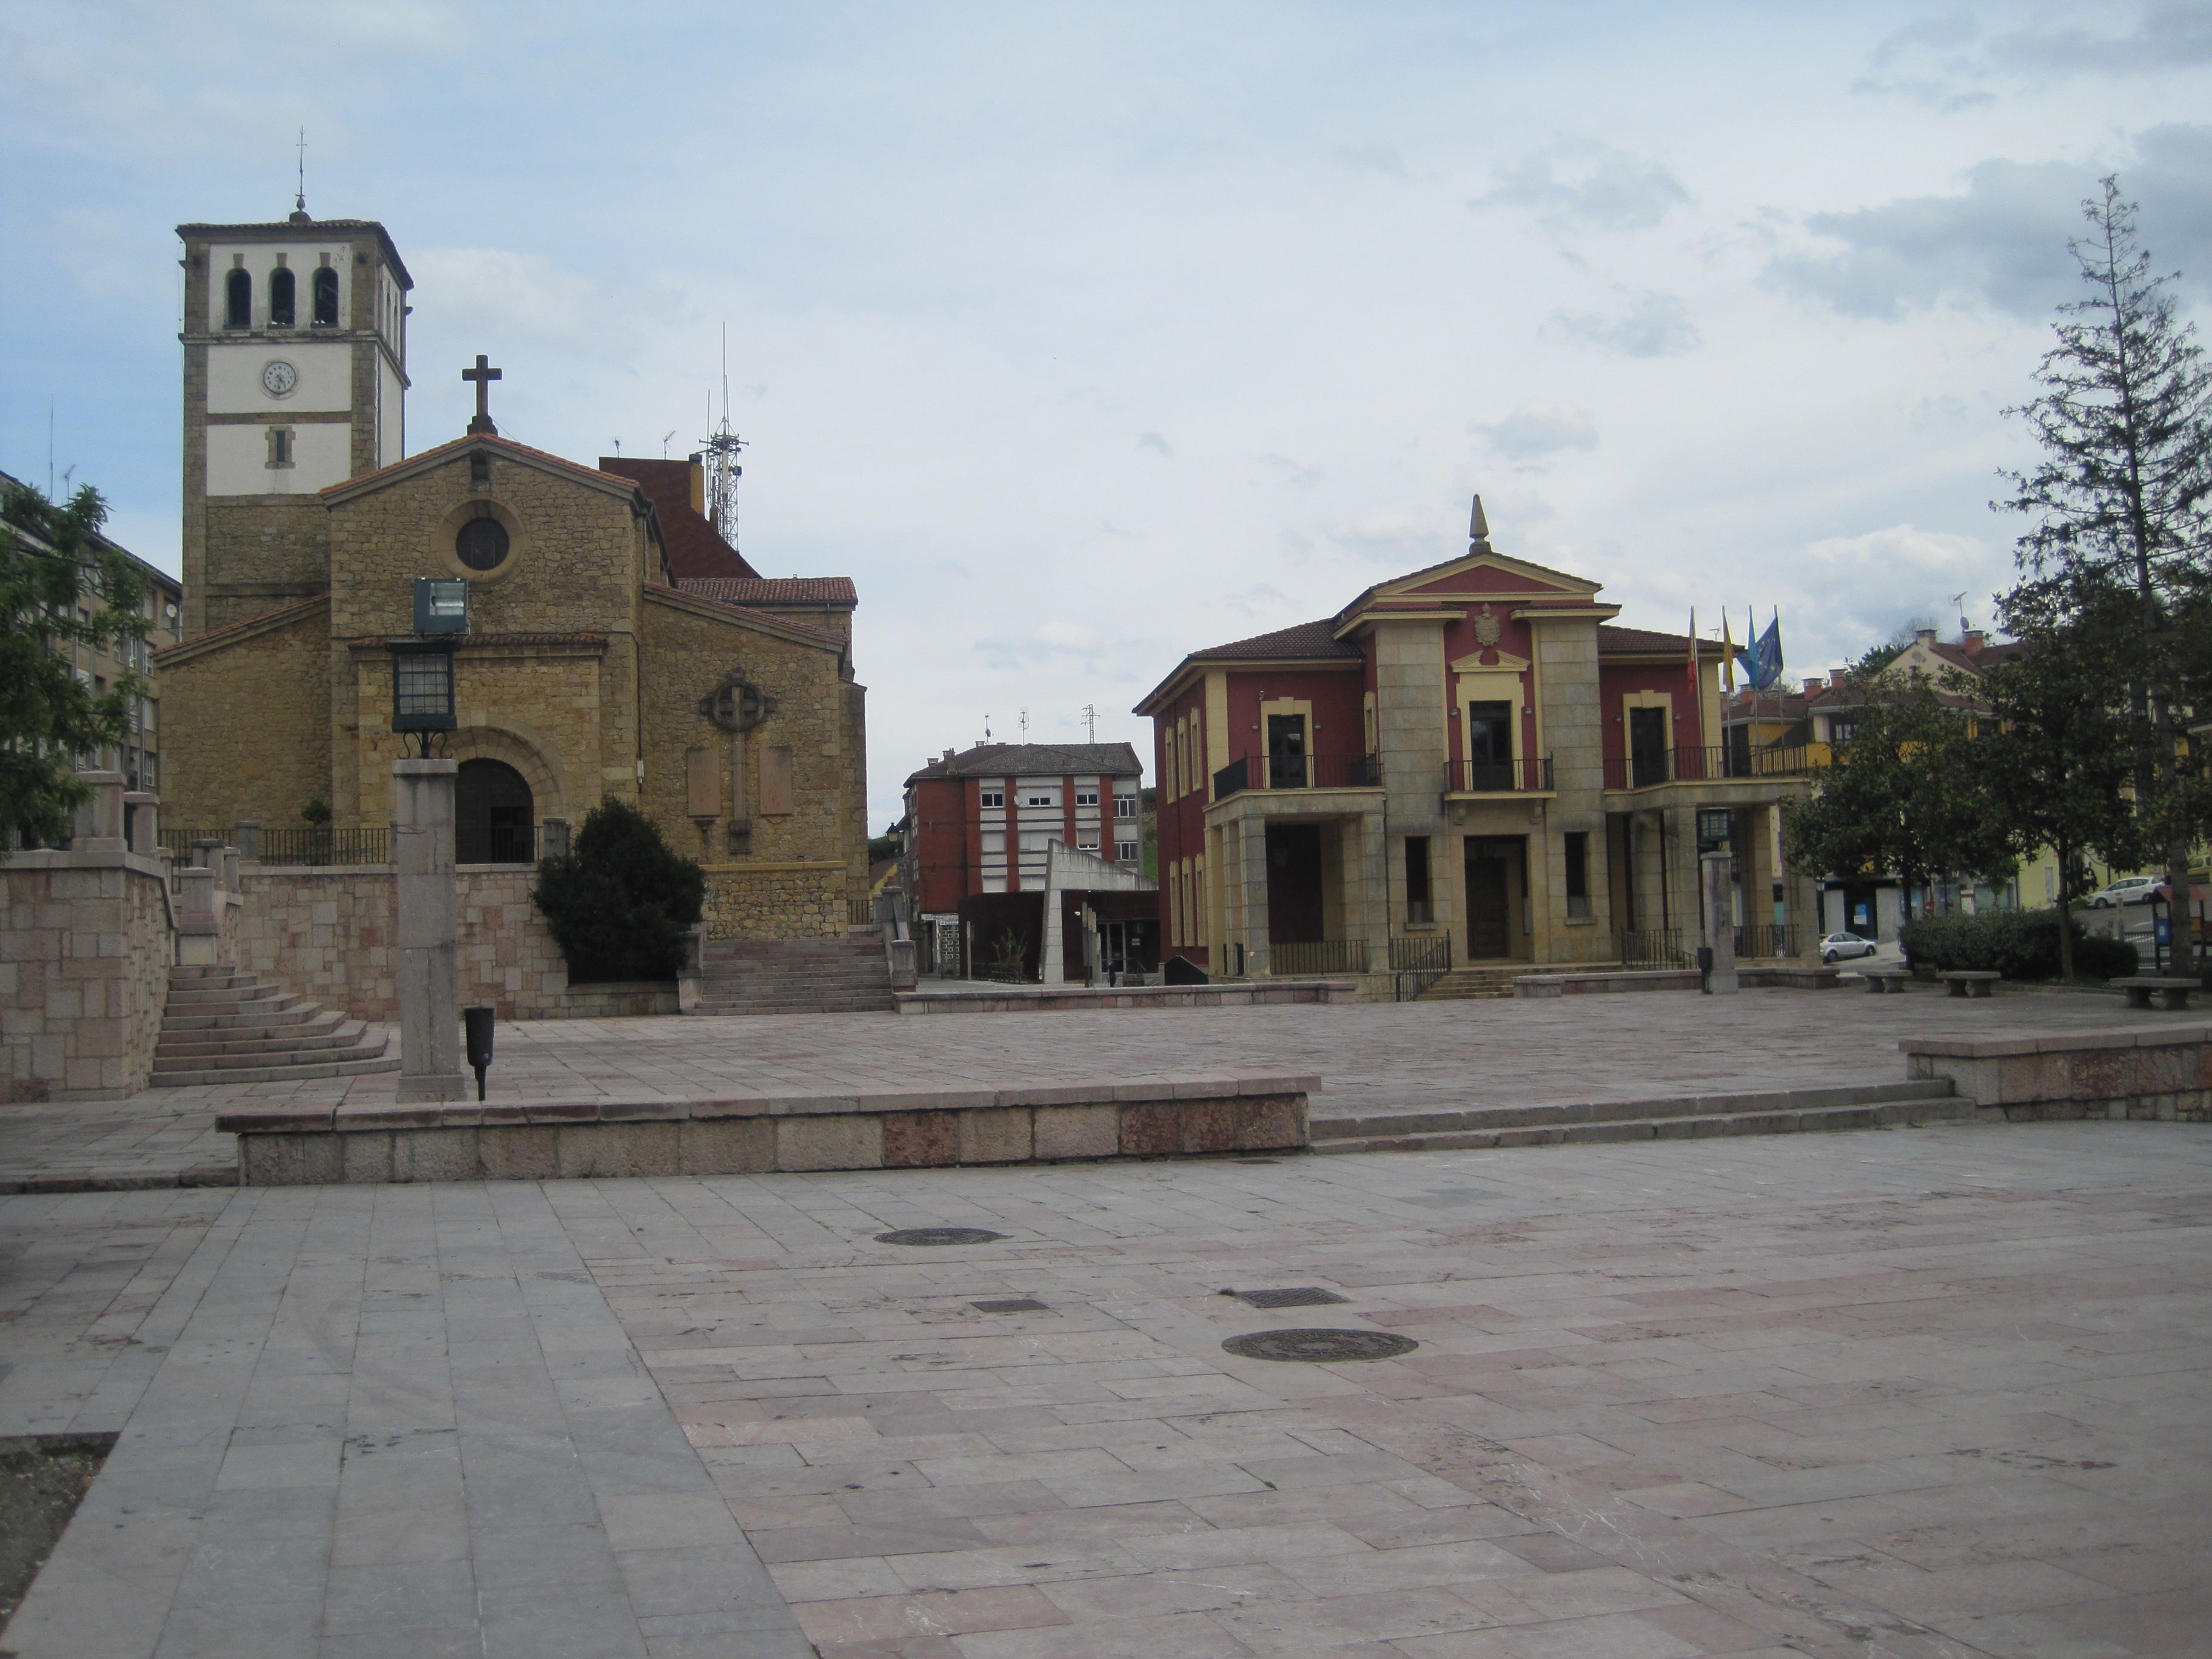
[
  {"x1": 1222, "y1": 1328, "x2": 1418, "y2": 1362},
  {"x1": 971, "y1": 1298, "x2": 1048, "y2": 1313},
  {"x1": 874, "y1": 1227, "x2": 1006, "y2": 1247},
  {"x1": 1228, "y1": 1287, "x2": 1348, "y2": 1309}
]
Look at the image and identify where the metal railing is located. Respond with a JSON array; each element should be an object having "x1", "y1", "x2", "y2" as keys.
[
  {"x1": 847, "y1": 898, "x2": 876, "y2": 927},
  {"x1": 1445, "y1": 756, "x2": 1553, "y2": 793},
  {"x1": 269, "y1": 826, "x2": 395, "y2": 866},
  {"x1": 1604, "y1": 745, "x2": 1819, "y2": 791},
  {"x1": 1212, "y1": 752, "x2": 1381, "y2": 799},
  {"x1": 1268, "y1": 939, "x2": 1371, "y2": 977},
  {"x1": 1735, "y1": 923, "x2": 1801, "y2": 960},
  {"x1": 1622, "y1": 927, "x2": 1689, "y2": 970},
  {"x1": 1389, "y1": 934, "x2": 1453, "y2": 1001}
]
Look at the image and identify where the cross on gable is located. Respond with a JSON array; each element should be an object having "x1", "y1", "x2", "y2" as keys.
[{"x1": 463, "y1": 355, "x2": 502, "y2": 435}]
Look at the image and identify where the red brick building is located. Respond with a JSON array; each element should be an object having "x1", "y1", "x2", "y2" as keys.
[{"x1": 901, "y1": 743, "x2": 1144, "y2": 911}]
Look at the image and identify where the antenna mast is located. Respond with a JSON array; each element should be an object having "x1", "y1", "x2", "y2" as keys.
[
  {"x1": 1081, "y1": 703, "x2": 1098, "y2": 742},
  {"x1": 700, "y1": 323, "x2": 746, "y2": 548}
]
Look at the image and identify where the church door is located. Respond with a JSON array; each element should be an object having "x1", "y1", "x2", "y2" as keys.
[
  {"x1": 1464, "y1": 840, "x2": 1512, "y2": 959},
  {"x1": 457, "y1": 759, "x2": 534, "y2": 865}
]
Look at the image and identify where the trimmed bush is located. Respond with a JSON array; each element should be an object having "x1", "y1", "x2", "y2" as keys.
[
  {"x1": 1899, "y1": 907, "x2": 2137, "y2": 982},
  {"x1": 532, "y1": 797, "x2": 706, "y2": 984}
]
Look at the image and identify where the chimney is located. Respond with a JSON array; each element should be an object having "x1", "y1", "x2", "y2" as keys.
[
  {"x1": 688, "y1": 453, "x2": 706, "y2": 516},
  {"x1": 1963, "y1": 630, "x2": 1985, "y2": 655},
  {"x1": 1915, "y1": 628, "x2": 1937, "y2": 648},
  {"x1": 942, "y1": 748, "x2": 955, "y2": 764},
  {"x1": 1802, "y1": 674, "x2": 1824, "y2": 693}
]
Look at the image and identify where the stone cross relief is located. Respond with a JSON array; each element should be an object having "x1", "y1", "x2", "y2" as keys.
[{"x1": 698, "y1": 671, "x2": 777, "y2": 846}]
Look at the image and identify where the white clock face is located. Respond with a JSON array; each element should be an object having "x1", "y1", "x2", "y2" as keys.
[{"x1": 261, "y1": 360, "x2": 298, "y2": 397}]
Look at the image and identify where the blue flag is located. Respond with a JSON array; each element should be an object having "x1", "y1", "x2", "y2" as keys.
[{"x1": 1748, "y1": 611, "x2": 1784, "y2": 691}]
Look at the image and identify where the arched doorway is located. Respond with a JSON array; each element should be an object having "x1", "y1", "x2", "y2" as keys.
[{"x1": 457, "y1": 759, "x2": 534, "y2": 864}]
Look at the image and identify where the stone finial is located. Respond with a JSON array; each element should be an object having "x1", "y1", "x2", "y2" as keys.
[{"x1": 1469, "y1": 494, "x2": 1491, "y2": 552}]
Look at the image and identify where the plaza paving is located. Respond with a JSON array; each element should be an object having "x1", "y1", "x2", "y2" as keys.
[
  {"x1": 0, "y1": 986, "x2": 2192, "y2": 1190},
  {"x1": 3, "y1": 1111, "x2": 2210, "y2": 1657}
]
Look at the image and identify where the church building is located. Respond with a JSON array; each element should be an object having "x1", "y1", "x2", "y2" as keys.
[{"x1": 157, "y1": 205, "x2": 870, "y2": 939}]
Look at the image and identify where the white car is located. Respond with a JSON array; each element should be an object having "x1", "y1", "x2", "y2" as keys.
[
  {"x1": 1819, "y1": 931, "x2": 1879, "y2": 963},
  {"x1": 2087, "y1": 877, "x2": 2160, "y2": 908}
]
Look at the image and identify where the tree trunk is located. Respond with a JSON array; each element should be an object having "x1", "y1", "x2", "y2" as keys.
[{"x1": 2055, "y1": 837, "x2": 2076, "y2": 983}]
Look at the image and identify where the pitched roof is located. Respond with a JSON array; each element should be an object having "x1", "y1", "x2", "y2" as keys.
[
  {"x1": 1330, "y1": 545, "x2": 1601, "y2": 627},
  {"x1": 906, "y1": 742, "x2": 1144, "y2": 785},
  {"x1": 1190, "y1": 619, "x2": 1363, "y2": 660},
  {"x1": 321, "y1": 433, "x2": 646, "y2": 504},
  {"x1": 1923, "y1": 638, "x2": 2027, "y2": 673},
  {"x1": 153, "y1": 593, "x2": 328, "y2": 665},
  {"x1": 595, "y1": 458, "x2": 761, "y2": 581},
  {"x1": 645, "y1": 585, "x2": 839, "y2": 648},
  {"x1": 677, "y1": 577, "x2": 858, "y2": 608}
]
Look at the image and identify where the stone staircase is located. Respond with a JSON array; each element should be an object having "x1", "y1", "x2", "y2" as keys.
[
  {"x1": 1310, "y1": 1079, "x2": 1972, "y2": 1153},
  {"x1": 691, "y1": 934, "x2": 895, "y2": 1015},
  {"x1": 153, "y1": 966, "x2": 398, "y2": 1088},
  {"x1": 1416, "y1": 964, "x2": 1524, "y2": 1001}
]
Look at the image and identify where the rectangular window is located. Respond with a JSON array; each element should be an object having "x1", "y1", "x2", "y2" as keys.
[
  {"x1": 980, "y1": 831, "x2": 1006, "y2": 854},
  {"x1": 1078, "y1": 835, "x2": 1101, "y2": 851},
  {"x1": 1565, "y1": 831, "x2": 1590, "y2": 921},
  {"x1": 1405, "y1": 835, "x2": 1432, "y2": 925},
  {"x1": 1829, "y1": 719, "x2": 1857, "y2": 745},
  {"x1": 1076, "y1": 789, "x2": 1099, "y2": 806},
  {"x1": 980, "y1": 788, "x2": 1004, "y2": 808},
  {"x1": 1024, "y1": 791, "x2": 1056, "y2": 808},
  {"x1": 1113, "y1": 795, "x2": 1137, "y2": 817},
  {"x1": 267, "y1": 426, "x2": 295, "y2": 468},
  {"x1": 1117, "y1": 839, "x2": 1138, "y2": 862}
]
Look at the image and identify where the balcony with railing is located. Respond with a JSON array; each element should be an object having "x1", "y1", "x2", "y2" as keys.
[
  {"x1": 1604, "y1": 744, "x2": 1820, "y2": 792},
  {"x1": 1444, "y1": 756, "x2": 1553, "y2": 794},
  {"x1": 1211, "y1": 751, "x2": 1381, "y2": 801}
]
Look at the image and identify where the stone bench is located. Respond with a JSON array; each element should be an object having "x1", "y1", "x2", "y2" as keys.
[
  {"x1": 1862, "y1": 967, "x2": 1913, "y2": 994},
  {"x1": 2112, "y1": 976, "x2": 2200, "y2": 1011},
  {"x1": 1941, "y1": 971, "x2": 2001, "y2": 999},
  {"x1": 216, "y1": 1073, "x2": 1317, "y2": 1185}
]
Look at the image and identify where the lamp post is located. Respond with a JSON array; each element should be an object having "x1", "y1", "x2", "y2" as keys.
[{"x1": 391, "y1": 578, "x2": 469, "y2": 1101}]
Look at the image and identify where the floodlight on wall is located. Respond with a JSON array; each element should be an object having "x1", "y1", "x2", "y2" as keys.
[{"x1": 414, "y1": 577, "x2": 470, "y2": 635}]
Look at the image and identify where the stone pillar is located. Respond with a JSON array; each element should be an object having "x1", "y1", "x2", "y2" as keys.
[
  {"x1": 1238, "y1": 814, "x2": 1270, "y2": 977},
  {"x1": 72, "y1": 771, "x2": 127, "y2": 853},
  {"x1": 124, "y1": 791, "x2": 158, "y2": 857},
  {"x1": 393, "y1": 759, "x2": 467, "y2": 1102},
  {"x1": 233, "y1": 820, "x2": 261, "y2": 862},
  {"x1": 1701, "y1": 850, "x2": 1738, "y2": 995},
  {"x1": 541, "y1": 817, "x2": 571, "y2": 860}
]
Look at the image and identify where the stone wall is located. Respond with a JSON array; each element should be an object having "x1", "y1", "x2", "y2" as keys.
[
  {"x1": 235, "y1": 864, "x2": 671, "y2": 1021},
  {"x1": 699, "y1": 862, "x2": 848, "y2": 940},
  {"x1": 1903, "y1": 1025, "x2": 2212, "y2": 1122},
  {"x1": 1, "y1": 851, "x2": 175, "y2": 1101},
  {"x1": 158, "y1": 598, "x2": 333, "y2": 834}
]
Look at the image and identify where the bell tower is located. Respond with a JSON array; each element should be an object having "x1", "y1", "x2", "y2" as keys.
[{"x1": 175, "y1": 204, "x2": 412, "y2": 635}]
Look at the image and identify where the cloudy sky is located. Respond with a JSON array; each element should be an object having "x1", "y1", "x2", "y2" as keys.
[{"x1": 8, "y1": 2, "x2": 2212, "y2": 828}]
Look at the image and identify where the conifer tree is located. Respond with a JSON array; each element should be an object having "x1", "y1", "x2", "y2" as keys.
[{"x1": 1998, "y1": 178, "x2": 2212, "y2": 971}]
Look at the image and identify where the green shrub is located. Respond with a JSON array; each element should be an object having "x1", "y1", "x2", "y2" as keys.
[
  {"x1": 1899, "y1": 907, "x2": 2138, "y2": 981},
  {"x1": 532, "y1": 797, "x2": 706, "y2": 983}
]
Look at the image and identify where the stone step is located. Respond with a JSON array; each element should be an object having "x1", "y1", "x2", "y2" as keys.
[
  {"x1": 150, "y1": 1051, "x2": 401, "y2": 1088},
  {"x1": 1312, "y1": 1082, "x2": 1967, "y2": 1153},
  {"x1": 162, "y1": 1004, "x2": 327, "y2": 1033},
  {"x1": 164, "y1": 982, "x2": 289, "y2": 1007},
  {"x1": 156, "y1": 1015, "x2": 361, "y2": 1057}
]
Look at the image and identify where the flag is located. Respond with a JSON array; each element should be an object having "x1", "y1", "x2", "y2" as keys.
[
  {"x1": 1686, "y1": 608, "x2": 1703, "y2": 746},
  {"x1": 1721, "y1": 611, "x2": 1736, "y2": 692},
  {"x1": 1749, "y1": 610, "x2": 1785, "y2": 691}
]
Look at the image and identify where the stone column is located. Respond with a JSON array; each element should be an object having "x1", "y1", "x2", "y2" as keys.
[
  {"x1": 72, "y1": 771, "x2": 127, "y2": 854},
  {"x1": 1701, "y1": 850, "x2": 1738, "y2": 994},
  {"x1": 1238, "y1": 814, "x2": 1270, "y2": 977},
  {"x1": 124, "y1": 791, "x2": 159, "y2": 857},
  {"x1": 393, "y1": 759, "x2": 467, "y2": 1102}
]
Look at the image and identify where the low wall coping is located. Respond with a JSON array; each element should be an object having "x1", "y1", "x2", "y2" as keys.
[
  {"x1": 1898, "y1": 1024, "x2": 2211, "y2": 1059},
  {"x1": 216, "y1": 1071, "x2": 1324, "y2": 1135},
  {"x1": 894, "y1": 980, "x2": 1353, "y2": 1011}
]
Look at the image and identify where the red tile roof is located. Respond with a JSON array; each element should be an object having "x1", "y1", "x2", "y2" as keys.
[
  {"x1": 153, "y1": 593, "x2": 327, "y2": 661},
  {"x1": 654, "y1": 586, "x2": 838, "y2": 645},
  {"x1": 1188, "y1": 619, "x2": 1362, "y2": 660},
  {"x1": 677, "y1": 577, "x2": 857, "y2": 608},
  {"x1": 595, "y1": 458, "x2": 761, "y2": 581},
  {"x1": 1598, "y1": 624, "x2": 1726, "y2": 657}
]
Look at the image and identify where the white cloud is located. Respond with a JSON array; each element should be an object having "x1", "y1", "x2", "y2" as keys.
[
  {"x1": 1551, "y1": 292, "x2": 1700, "y2": 357},
  {"x1": 1474, "y1": 140, "x2": 1691, "y2": 230}
]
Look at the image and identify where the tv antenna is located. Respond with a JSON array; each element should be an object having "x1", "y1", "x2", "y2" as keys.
[
  {"x1": 1018, "y1": 709, "x2": 1030, "y2": 741},
  {"x1": 699, "y1": 323, "x2": 747, "y2": 546},
  {"x1": 1081, "y1": 703, "x2": 1098, "y2": 742},
  {"x1": 1949, "y1": 591, "x2": 1969, "y2": 635},
  {"x1": 982, "y1": 713, "x2": 993, "y2": 740}
]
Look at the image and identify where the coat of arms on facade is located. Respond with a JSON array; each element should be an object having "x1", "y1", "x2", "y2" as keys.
[
  {"x1": 1473, "y1": 604, "x2": 1501, "y2": 648},
  {"x1": 699, "y1": 671, "x2": 777, "y2": 732}
]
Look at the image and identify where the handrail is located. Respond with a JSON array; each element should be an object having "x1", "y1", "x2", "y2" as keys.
[
  {"x1": 1605, "y1": 745, "x2": 1819, "y2": 791},
  {"x1": 1445, "y1": 756, "x2": 1553, "y2": 793},
  {"x1": 1212, "y1": 753, "x2": 1380, "y2": 799}
]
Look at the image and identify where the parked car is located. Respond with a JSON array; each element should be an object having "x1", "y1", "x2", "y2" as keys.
[
  {"x1": 2086, "y1": 876, "x2": 2160, "y2": 908},
  {"x1": 1818, "y1": 931, "x2": 1879, "y2": 963}
]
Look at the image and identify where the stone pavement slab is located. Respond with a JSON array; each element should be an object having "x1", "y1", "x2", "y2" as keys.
[
  {"x1": 3, "y1": 989, "x2": 2185, "y2": 1190},
  {"x1": 5, "y1": 1121, "x2": 2210, "y2": 1655}
]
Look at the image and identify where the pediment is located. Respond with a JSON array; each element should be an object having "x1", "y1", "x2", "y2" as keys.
[
  {"x1": 1450, "y1": 649, "x2": 1530, "y2": 674},
  {"x1": 1387, "y1": 549, "x2": 1600, "y2": 602}
]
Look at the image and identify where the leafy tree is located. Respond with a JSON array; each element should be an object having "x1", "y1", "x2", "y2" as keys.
[
  {"x1": 1966, "y1": 581, "x2": 2143, "y2": 979},
  {"x1": 1997, "y1": 178, "x2": 2212, "y2": 971},
  {"x1": 532, "y1": 797, "x2": 706, "y2": 982},
  {"x1": 1784, "y1": 682, "x2": 2016, "y2": 919},
  {"x1": 1, "y1": 479, "x2": 150, "y2": 850}
]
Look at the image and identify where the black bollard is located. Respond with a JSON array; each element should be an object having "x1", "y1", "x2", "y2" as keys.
[
  {"x1": 462, "y1": 1006, "x2": 496, "y2": 1102},
  {"x1": 1695, "y1": 945, "x2": 1714, "y2": 996}
]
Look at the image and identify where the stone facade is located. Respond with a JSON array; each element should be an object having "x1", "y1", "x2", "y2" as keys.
[
  {"x1": 1, "y1": 850, "x2": 175, "y2": 1101},
  {"x1": 158, "y1": 597, "x2": 332, "y2": 833},
  {"x1": 233, "y1": 865, "x2": 674, "y2": 1021}
]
